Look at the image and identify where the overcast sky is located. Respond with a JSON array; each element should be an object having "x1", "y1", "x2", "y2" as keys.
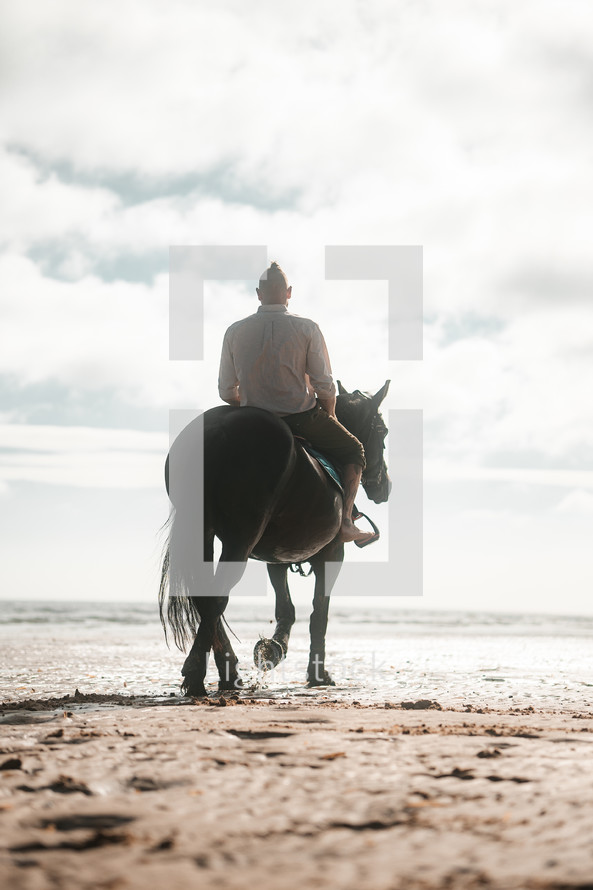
[{"x1": 1, "y1": 0, "x2": 591, "y2": 613}]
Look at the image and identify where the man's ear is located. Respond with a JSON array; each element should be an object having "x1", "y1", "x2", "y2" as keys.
[
  {"x1": 286, "y1": 286, "x2": 292, "y2": 301},
  {"x1": 256, "y1": 287, "x2": 262, "y2": 303}
]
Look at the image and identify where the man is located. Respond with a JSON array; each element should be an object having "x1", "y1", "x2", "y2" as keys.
[{"x1": 218, "y1": 262, "x2": 374, "y2": 544}]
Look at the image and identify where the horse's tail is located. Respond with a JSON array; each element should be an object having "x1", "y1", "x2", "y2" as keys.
[{"x1": 158, "y1": 506, "x2": 206, "y2": 651}]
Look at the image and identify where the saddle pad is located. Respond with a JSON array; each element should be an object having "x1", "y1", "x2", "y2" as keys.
[{"x1": 299, "y1": 441, "x2": 344, "y2": 494}]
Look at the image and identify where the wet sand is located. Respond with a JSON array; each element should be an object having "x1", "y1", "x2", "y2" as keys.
[{"x1": 2, "y1": 694, "x2": 593, "y2": 889}]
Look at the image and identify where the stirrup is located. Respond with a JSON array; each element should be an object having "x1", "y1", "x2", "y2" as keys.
[{"x1": 351, "y1": 506, "x2": 380, "y2": 549}]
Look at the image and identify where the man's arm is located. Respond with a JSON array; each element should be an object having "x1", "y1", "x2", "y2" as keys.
[
  {"x1": 306, "y1": 324, "x2": 337, "y2": 415},
  {"x1": 318, "y1": 396, "x2": 337, "y2": 418},
  {"x1": 218, "y1": 330, "x2": 240, "y2": 406}
]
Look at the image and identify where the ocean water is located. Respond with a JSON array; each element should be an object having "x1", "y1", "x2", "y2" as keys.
[{"x1": 1, "y1": 600, "x2": 593, "y2": 713}]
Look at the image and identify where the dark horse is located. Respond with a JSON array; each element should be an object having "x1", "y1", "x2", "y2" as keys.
[{"x1": 159, "y1": 380, "x2": 391, "y2": 696}]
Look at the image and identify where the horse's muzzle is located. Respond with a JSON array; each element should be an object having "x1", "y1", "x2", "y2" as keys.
[{"x1": 365, "y1": 472, "x2": 391, "y2": 504}]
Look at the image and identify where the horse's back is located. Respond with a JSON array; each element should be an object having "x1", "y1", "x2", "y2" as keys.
[
  {"x1": 167, "y1": 406, "x2": 295, "y2": 509},
  {"x1": 206, "y1": 405, "x2": 294, "y2": 461},
  {"x1": 167, "y1": 405, "x2": 341, "y2": 562}
]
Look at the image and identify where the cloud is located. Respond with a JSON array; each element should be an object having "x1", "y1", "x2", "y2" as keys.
[
  {"x1": 2, "y1": 0, "x2": 591, "y2": 367},
  {"x1": 1, "y1": 0, "x2": 591, "y2": 316},
  {"x1": 2, "y1": 1, "x2": 587, "y2": 185},
  {"x1": 0, "y1": 253, "x2": 167, "y2": 393},
  {"x1": 1, "y1": 0, "x2": 592, "y2": 488},
  {"x1": 554, "y1": 489, "x2": 593, "y2": 515},
  {"x1": 2, "y1": 243, "x2": 593, "y2": 483},
  {"x1": 0, "y1": 148, "x2": 118, "y2": 252},
  {"x1": 0, "y1": 424, "x2": 167, "y2": 489},
  {"x1": 426, "y1": 461, "x2": 593, "y2": 490}
]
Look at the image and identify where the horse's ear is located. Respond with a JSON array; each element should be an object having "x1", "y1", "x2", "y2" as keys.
[
  {"x1": 337, "y1": 380, "x2": 348, "y2": 395},
  {"x1": 372, "y1": 380, "x2": 390, "y2": 407}
]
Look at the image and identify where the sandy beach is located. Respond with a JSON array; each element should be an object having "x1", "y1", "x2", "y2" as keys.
[{"x1": 2, "y1": 694, "x2": 593, "y2": 890}]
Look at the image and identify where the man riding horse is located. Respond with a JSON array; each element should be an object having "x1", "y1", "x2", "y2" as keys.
[
  {"x1": 218, "y1": 261, "x2": 375, "y2": 546},
  {"x1": 159, "y1": 262, "x2": 391, "y2": 692}
]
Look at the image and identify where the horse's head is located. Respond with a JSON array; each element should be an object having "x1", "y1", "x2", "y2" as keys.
[{"x1": 335, "y1": 380, "x2": 391, "y2": 504}]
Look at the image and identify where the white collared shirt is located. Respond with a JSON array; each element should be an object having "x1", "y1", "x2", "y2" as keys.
[{"x1": 218, "y1": 304, "x2": 336, "y2": 415}]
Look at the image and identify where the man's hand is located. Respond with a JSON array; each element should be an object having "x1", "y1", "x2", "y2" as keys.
[{"x1": 318, "y1": 396, "x2": 337, "y2": 418}]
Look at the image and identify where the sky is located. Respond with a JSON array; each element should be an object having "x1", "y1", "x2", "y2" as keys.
[{"x1": 1, "y1": 0, "x2": 592, "y2": 614}]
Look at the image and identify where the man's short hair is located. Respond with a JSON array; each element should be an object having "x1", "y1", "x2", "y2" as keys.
[{"x1": 258, "y1": 261, "x2": 288, "y2": 294}]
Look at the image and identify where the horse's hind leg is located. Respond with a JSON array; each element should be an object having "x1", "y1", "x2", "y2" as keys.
[
  {"x1": 209, "y1": 539, "x2": 260, "y2": 690},
  {"x1": 307, "y1": 540, "x2": 344, "y2": 686},
  {"x1": 184, "y1": 533, "x2": 263, "y2": 694},
  {"x1": 213, "y1": 618, "x2": 242, "y2": 691},
  {"x1": 254, "y1": 564, "x2": 295, "y2": 670},
  {"x1": 182, "y1": 596, "x2": 228, "y2": 697},
  {"x1": 179, "y1": 528, "x2": 218, "y2": 697}
]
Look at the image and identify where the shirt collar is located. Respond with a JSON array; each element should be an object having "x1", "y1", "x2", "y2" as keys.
[{"x1": 257, "y1": 304, "x2": 288, "y2": 313}]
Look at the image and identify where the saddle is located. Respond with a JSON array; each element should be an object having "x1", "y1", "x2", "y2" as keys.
[
  {"x1": 298, "y1": 439, "x2": 344, "y2": 493},
  {"x1": 294, "y1": 437, "x2": 380, "y2": 548}
]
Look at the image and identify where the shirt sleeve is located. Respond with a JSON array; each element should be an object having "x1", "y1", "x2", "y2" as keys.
[
  {"x1": 306, "y1": 324, "x2": 336, "y2": 400},
  {"x1": 218, "y1": 329, "x2": 240, "y2": 402}
]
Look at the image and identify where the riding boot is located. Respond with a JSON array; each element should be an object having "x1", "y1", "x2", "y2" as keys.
[{"x1": 339, "y1": 464, "x2": 375, "y2": 543}]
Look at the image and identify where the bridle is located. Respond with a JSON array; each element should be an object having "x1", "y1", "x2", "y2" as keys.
[
  {"x1": 362, "y1": 423, "x2": 387, "y2": 488},
  {"x1": 349, "y1": 393, "x2": 387, "y2": 489}
]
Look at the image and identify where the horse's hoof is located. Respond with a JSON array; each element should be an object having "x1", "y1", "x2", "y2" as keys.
[
  {"x1": 306, "y1": 670, "x2": 335, "y2": 687},
  {"x1": 181, "y1": 674, "x2": 208, "y2": 698},
  {"x1": 254, "y1": 638, "x2": 284, "y2": 670}
]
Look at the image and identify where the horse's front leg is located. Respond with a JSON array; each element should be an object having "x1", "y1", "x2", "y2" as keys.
[
  {"x1": 307, "y1": 540, "x2": 344, "y2": 686},
  {"x1": 253, "y1": 564, "x2": 296, "y2": 670}
]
